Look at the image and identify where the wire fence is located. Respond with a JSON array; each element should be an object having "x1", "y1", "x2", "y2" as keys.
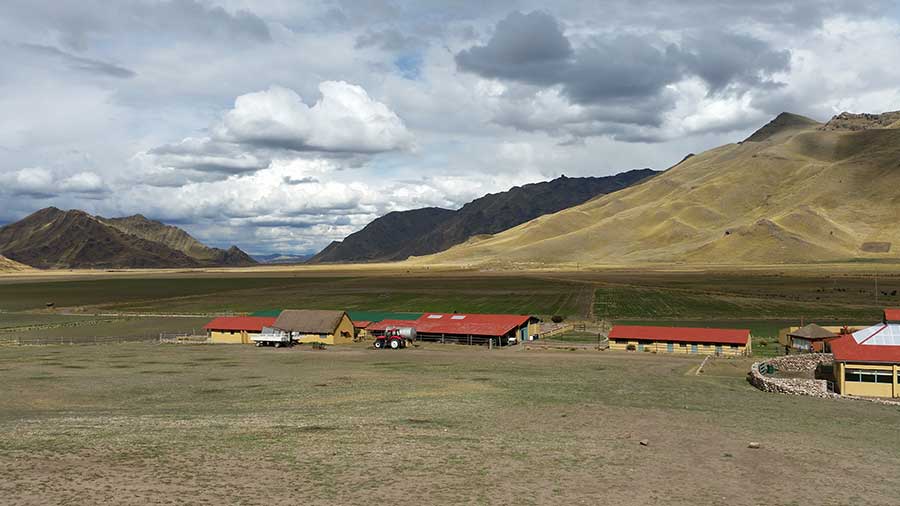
[
  {"x1": 0, "y1": 334, "x2": 162, "y2": 346},
  {"x1": 0, "y1": 332, "x2": 209, "y2": 346}
]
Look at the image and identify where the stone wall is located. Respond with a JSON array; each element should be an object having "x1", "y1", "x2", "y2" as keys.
[
  {"x1": 748, "y1": 353, "x2": 837, "y2": 399},
  {"x1": 748, "y1": 353, "x2": 900, "y2": 406}
]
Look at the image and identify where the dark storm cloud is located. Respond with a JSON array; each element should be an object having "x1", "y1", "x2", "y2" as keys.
[
  {"x1": 457, "y1": 10, "x2": 789, "y2": 103},
  {"x1": 18, "y1": 43, "x2": 135, "y2": 79},
  {"x1": 678, "y1": 31, "x2": 791, "y2": 92},
  {"x1": 455, "y1": 11, "x2": 572, "y2": 85}
]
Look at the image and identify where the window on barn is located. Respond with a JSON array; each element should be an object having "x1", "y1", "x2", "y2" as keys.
[
  {"x1": 876, "y1": 371, "x2": 893, "y2": 384},
  {"x1": 730, "y1": 345, "x2": 738, "y2": 349},
  {"x1": 846, "y1": 369, "x2": 882, "y2": 383},
  {"x1": 679, "y1": 343, "x2": 687, "y2": 348},
  {"x1": 340, "y1": 331, "x2": 350, "y2": 337}
]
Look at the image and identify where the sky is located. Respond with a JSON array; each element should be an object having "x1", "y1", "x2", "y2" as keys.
[{"x1": 2, "y1": 0, "x2": 899, "y2": 255}]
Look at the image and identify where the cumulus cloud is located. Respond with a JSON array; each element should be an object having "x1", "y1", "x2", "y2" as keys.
[
  {"x1": 216, "y1": 83, "x2": 413, "y2": 153},
  {"x1": 137, "y1": 82, "x2": 413, "y2": 184},
  {"x1": 0, "y1": 168, "x2": 108, "y2": 198},
  {"x1": 456, "y1": 10, "x2": 792, "y2": 140},
  {"x1": 1, "y1": 1, "x2": 899, "y2": 254}
]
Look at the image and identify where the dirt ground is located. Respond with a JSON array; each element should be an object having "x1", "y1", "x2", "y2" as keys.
[{"x1": 0, "y1": 343, "x2": 897, "y2": 505}]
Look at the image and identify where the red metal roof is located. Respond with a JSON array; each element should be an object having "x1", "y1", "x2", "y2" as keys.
[
  {"x1": 608, "y1": 325, "x2": 750, "y2": 345},
  {"x1": 368, "y1": 313, "x2": 532, "y2": 337},
  {"x1": 352, "y1": 320, "x2": 372, "y2": 328},
  {"x1": 203, "y1": 316, "x2": 276, "y2": 332},
  {"x1": 884, "y1": 309, "x2": 900, "y2": 322},
  {"x1": 830, "y1": 333, "x2": 900, "y2": 363},
  {"x1": 414, "y1": 313, "x2": 532, "y2": 337}
]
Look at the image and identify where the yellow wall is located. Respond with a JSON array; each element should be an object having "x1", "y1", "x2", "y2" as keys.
[
  {"x1": 295, "y1": 314, "x2": 355, "y2": 345},
  {"x1": 209, "y1": 330, "x2": 258, "y2": 344},
  {"x1": 835, "y1": 362, "x2": 899, "y2": 398},
  {"x1": 608, "y1": 339, "x2": 749, "y2": 356}
]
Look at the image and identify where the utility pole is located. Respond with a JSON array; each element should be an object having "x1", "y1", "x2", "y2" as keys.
[{"x1": 875, "y1": 271, "x2": 879, "y2": 306}]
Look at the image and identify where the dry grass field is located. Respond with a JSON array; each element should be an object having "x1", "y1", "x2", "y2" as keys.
[{"x1": 1, "y1": 343, "x2": 898, "y2": 505}]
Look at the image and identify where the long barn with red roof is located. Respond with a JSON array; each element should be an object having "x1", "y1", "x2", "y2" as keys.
[
  {"x1": 368, "y1": 312, "x2": 541, "y2": 346},
  {"x1": 608, "y1": 325, "x2": 751, "y2": 356}
]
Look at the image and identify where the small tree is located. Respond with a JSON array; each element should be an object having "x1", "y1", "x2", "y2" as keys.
[{"x1": 551, "y1": 315, "x2": 564, "y2": 323}]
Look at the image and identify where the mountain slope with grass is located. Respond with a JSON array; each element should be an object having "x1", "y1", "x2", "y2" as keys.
[
  {"x1": 100, "y1": 214, "x2": 256, "y2": 266},
  {"x1": 0, "y1": 208, "x2": 255, "y2": 269},
  {"x1": 0, "y1": 254, "x2": 30, "y2": 273},
  {"x1": 411, "y1": 111, "x2": 900, "y2": 267},
  {"x1": 309, "y1": 170, "x2": 658, "y2": 263}
]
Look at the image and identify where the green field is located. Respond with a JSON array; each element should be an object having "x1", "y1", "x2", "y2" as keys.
[
  {"x1": 0, "y1": 275, "x2": 592, "y2": 317},
  {"x1": 1, "y1": 269, "x2": 894, "y2": 354},
  {"x1": 0, "y1": 343, "x2": 897, "y2": 505}
]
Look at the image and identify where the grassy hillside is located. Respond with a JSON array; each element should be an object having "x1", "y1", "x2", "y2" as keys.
[
  {"x1": 0, "y1": 255, "x2": 30, "y2": 273},
  {"x1": 413, "y1": 112, "x2": 900, "y2": 267}
]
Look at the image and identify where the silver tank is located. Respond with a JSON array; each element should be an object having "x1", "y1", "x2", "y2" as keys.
[{"x1": 386, "y1": 326, "x2": 416, "y2": 341}]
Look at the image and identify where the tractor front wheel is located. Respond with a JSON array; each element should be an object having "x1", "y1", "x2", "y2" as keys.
[{"x1": 374, "y1": 339, "x2": 384, "y2": 349}]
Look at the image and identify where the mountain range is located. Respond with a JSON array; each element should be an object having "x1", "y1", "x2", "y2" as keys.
[
  {"x1": 410, "y1": 111, "x2": 900, "y2": 267},
  {"x1": 309, "y1": 169, "x2": 658, "y2": 263},
  {"x1": 0, "y1": 208, "x2": 256, "y2": 269}
]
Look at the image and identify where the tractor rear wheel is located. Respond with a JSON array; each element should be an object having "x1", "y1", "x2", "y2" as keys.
[{"x1": 390, "y1": 338, "x2": 401, "y2": 349}]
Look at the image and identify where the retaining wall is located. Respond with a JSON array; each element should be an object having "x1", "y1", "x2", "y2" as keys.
[{"x1": 748, "y1": 353, "x2": 836, "y2": 399}]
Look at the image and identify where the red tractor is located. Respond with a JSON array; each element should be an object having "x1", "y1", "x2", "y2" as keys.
[{"x1": 373, "y1": 327, "x2": 416, "y2": 349}]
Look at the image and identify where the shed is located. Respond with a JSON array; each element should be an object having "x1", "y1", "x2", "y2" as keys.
[
  {"x1": 204, "y1": 316, "x2": 276, "y2": 344},
  {"x1": 272, "y1": 310, "x2": 354, "y2": 345},
  {"x1": 786, "y1": 324, "x2": 837, "y2": 352}
]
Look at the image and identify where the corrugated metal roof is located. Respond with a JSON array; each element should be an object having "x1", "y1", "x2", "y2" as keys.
[
  {"x1": 884, "y1": 309, "x2": 900, "y2": 322},
  {"x1": 831, "y1": 332, "x2": 900, "y2": 363},
  {"x1": 368, "y1": 314, "x2": 533, "y2": 337},
  {"x1": 352, "y1": 320, "x2": 372, "y2": 328},
  {"x1": 608, "y1": 325, "x2": 750, "y2": 345},
  {"x1": 203, "y1": 316, "x2": 276, "y2": 332}
]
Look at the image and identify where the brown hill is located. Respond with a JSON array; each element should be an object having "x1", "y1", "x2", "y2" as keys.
[
  {"x1": 0, "y1": 208, "x2": 255, "y2": 269},
  {"x1": 411, "y1": 111, "x2": 900, "y2": 267},
  {"x1": 309, "y1": 170, "x2": 658, "y2": 263},
  {"x1": 0, "y1": 254, "x2": 30, "y2": 273},
  {"x1": 100, "y1": 215, "x2": 256, "y2": 266}
]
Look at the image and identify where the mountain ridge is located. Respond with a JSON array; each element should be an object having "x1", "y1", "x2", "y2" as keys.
[
  {"x1": 409, "y1": 111, "x2": 900, "y2": 267},
  {"x1": 309, "y1": 169, "x2": 658, "y2": 263},
  {"x1": 0, "y1": 207, "x2": 256, "y2": 269}
]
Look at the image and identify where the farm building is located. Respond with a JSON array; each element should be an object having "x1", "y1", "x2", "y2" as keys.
[
  {"x1": 347, "y1": 311, "x2": 422, "y2": 339},
  {"x1": 204, "y1": 316, "x2": 277, "y2": 344},
  {"x1": 608, "y1": 325, "x2": 751, "y2": 356},
  {"x1": 831, "y1": 309, "x2": 900, "y2": 398},
  {"x1": 783, "y1": 323, "x2": 838, "y2": 353},
  {"x1": 272, "y1": 310, "x2": 355, "y2": 345},
  {"x1": 368, "y1": 313, "x2": 541, "y2": 346}
]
